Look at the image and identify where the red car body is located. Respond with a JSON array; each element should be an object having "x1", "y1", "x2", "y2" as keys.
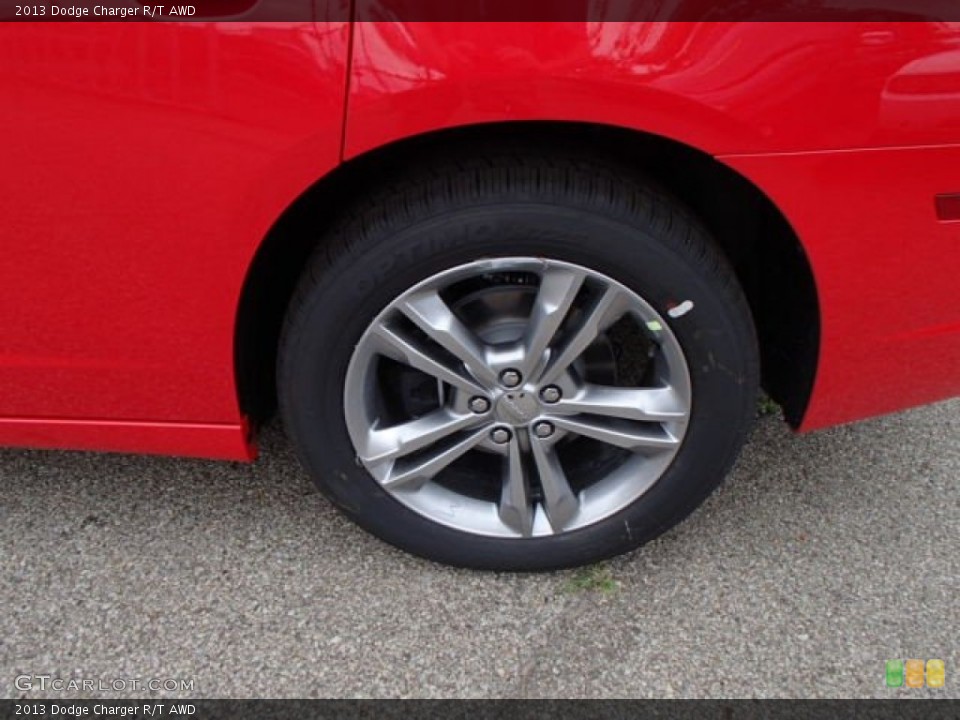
[{"x1": 2, "y1": 14, "x2": 959, "y2": 460}]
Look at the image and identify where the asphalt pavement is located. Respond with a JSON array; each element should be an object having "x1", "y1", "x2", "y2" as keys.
[{"x1": 2, "y1": 400, "x2": 958, "y2": 698}]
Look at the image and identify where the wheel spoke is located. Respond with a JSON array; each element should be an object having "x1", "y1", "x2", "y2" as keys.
[
  {"x1": 550, "y1": 415, "x2": 681, "y2": 451},
  {"x1": 538, "y1": 285, "x2": 625, "y2": 385},
  {"x1": 399, "y1": 290, "x2": 498, "y2": 386},
  {"x1": 530, "y1": 436, "x2": 580, "y2": 532},
  {"x1": 553, "y1": 385, "x2": 688, "y2": 423},
  {"x1": 359, "y1": 409, "x2": 481, "y2": 466},
  {"x1": 372, "y1": 321, "x2": 486, "y2": 396},
  {"x1": 379, "y1": 427, "x2": 489, "y2": 491},
  {"x1": 498, "y1": 435, "x2": 534, "y2": 537},
  {"x1": 518, "y1": 267, "x2": 585, "y2": 377}
]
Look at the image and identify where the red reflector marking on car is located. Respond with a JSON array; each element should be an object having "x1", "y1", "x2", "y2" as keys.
[{"x1": 935, "y1": 194, "x2": 960, "y2": 222}]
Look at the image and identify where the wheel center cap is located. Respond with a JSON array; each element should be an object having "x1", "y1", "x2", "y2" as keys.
[{"x1": 496, "y1": 391, "x2": 541, "y2": 426}]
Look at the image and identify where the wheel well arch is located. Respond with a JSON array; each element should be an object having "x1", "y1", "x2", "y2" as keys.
[{"x1": 235, "y1": 121, "x2": 819, "y2": 430}]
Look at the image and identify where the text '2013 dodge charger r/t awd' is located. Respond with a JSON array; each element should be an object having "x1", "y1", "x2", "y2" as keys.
[{"x1": 2, "y1": 6, "x2": 959, "y2": 569}]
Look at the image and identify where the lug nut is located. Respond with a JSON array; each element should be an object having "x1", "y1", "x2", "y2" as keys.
[
  {"x1": 499, "y1": 369, "x2": 522, "y2": 388},
  {"x1": 533, "y1": 421, "x2": 555, "y2": 439},
  {"x1": 490, "y1": 427, "x2": 513, "y2": 444},
  {"x1": 540, "y1": 386, "x2": 562, "y2": 404},
  {"x1": 468, "y1": 396, "x2": 491, "y2": 414}
]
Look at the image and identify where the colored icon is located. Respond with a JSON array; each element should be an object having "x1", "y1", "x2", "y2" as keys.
[
  {"x1": 927, "y1": 660, "x2": 945, "y2": 688},
  {"x1": 885, "y1": 659, "x2": 904, "y2": 687},
  {"x1": 905, "y1": 659, "x2": 925, "y2": 688}
]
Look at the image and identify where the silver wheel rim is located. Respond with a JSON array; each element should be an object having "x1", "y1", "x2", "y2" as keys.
[{"x1": 344, "y1": 257, "x2": 691, "y2": 538}]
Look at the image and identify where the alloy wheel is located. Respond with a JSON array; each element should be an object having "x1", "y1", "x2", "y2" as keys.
[{"x1": 343, "y1": 257, "x2": 691, "y2": 538}]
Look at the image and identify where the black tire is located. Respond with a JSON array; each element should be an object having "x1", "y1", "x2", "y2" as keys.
[{"x1": 279, "y1": 149, "x2": 759, "y2": 571}]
